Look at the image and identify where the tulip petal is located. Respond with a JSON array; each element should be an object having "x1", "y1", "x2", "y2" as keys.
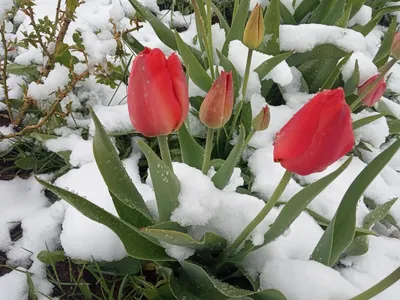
[{"x1": 166, "y1": 53, "x2": 189, "y2": 130}]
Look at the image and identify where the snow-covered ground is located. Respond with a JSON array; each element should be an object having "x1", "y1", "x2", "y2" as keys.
[{"x1": 1, "y1": 0, "x2": 400, "y2": 299}]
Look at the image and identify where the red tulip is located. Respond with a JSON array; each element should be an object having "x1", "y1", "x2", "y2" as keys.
[
  {"x1": 199, "y1": 71, "x2": 234, "y2": 129},
  {"x1": 127, "y1": 47, "x2": 189, "y2": 137},
  {"x1": 357, "y1": 75, "x2": 386, "y2": 107},
  {"x1": 391, "y1": 32, "x2": 400, "y2": 60},
  {"x1": 273, "y1": 88, "x2": 354, "y2": 176}
]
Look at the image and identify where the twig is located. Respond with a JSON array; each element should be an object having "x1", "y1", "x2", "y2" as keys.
[
  {"x1": 12, "y1": 96, "x2": 36, "y2": 127},
  {"x1": 0, "y1": 71, "x2": 89, "y2": 140},
  {"x1": 53, "y1": 0, "x2": 62, "y2": 36},
  {"x1": 0, "y1": 22, "x2": 13, "y2": 122},
  {"x1": 24, "y1": 6, "x2": 51, "y2": 59}
]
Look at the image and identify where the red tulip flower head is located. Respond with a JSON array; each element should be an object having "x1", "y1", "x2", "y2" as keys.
[
  {"x1": 357, "y1": 75, "x2": 386, "y2": 107},
  {"x1": 127, "y1": 47, "x2": 189, "y2": 137},
  {"x1": 199, "y1": 71, "x2": 234, "y2": 129},
  {"x1": 391, "y1": 32, "x2": 400, "y2": 60},
  {"x1": 273, "y1": 88, "x2": 354, "y2": 176}
]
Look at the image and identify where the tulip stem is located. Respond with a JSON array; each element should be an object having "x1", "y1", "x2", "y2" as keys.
[
  {"x1": 157, "y1": 135, "x2": 173, "y2": 168},
  {"x1": 216, "y1": 170, "x2": 292, "y2": 266},
  {"x1": 349, "y1": 266, "x2": 400, "y2": 300},
  {"x1": 349, "y1": 58, "x2": 397, "y2": 111},
  {"x1": 229, "y1": 49, "x2": 253, "y2": 138},
  {"x1": 202, "y1": 128, "x2": 214, "y2": 174},
  {"x1": 206, "y1": 0, "x2": 215, "y2": 79}
]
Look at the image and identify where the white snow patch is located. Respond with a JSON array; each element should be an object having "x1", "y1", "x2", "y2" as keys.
[
  {"x1": 341, "y1": 52, "x2": 378, "y2": 85},
  {"x1": 348, "y1": 5, "x2": 372, "y2": 27},
  {"x1": 352, "y1": 111, "x2": 389, "y2": 148}
]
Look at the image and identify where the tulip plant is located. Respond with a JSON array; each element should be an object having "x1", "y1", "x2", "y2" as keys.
[{"x1": 33, "y1": 0, "x2": 400, "y2": 299}]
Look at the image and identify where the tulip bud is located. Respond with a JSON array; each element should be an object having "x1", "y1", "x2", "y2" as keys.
[
  {"x1": 252, "y1": 106, "x2": 270, "y2": 131},
  {"x1": 199, "y1": 71, "x2": 234, "y2": 129},
  {"x1": 357, "y1": 75, "x2": 386, "y2": 107},
  {"x1": 391, "y1": 32, "x2": 400, "y2": 60},
  {"x1": 274, "y1": 88, "x2": 354, "y2": 175},
  {"x1": 243, "y1": 4, "x2": 264, "y2": 50}
]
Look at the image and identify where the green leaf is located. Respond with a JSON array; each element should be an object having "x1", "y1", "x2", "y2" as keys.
[
  {"x1": 254, "y1": 52, "x2": 293, "y2": 79},
  {"x1": 212, "y1": 125, "x2": 246, "y2": 190},
  {"x1": 37, "y1": 250, "x2": 67, "y2": 264},
  {"x1": 308, "y1": 0, "x2": 336, "y2": 24},
  {"x1": 27, "y1": 272, "x2": 38, "y2": 300},
  {"x1": 373, "y1": 16, "x2": 397, "y2": 68},
  {"x1": 217, "y1": 49, "x2": 240, "y2": 99},
  {"x1": 86, "y1": 256, "x2": 141, "y2": 275},
  {"x1": 175, "y1": 32, "x2": 212, "y2": 92},
  {"x1": 320, "y1": 52, "x2": 352, "y2": 90},
  {"x1": 298, "y1": 58, "x2": 339, "y2": 93},
  {"x1": 344, "y1": 60, "x2": 360, "y2": 97},
  {"x1": 388, "y1": 119, "x2": 400, "y2": 134},
  {"x1": 137, "y1": 140, "x2": 181, "y2": 222},
  {"x1": 279, "y1": 2, "x2": 297, "y2": 25},
  {"x1": 241, "y1": 101, "x2": 253, "y2": 136},
  {"x1": 310, "y1": 138, "x2": 400, "y2": 266},
  {"x1": 146, "y1": 221, "x2": 188, "y2": 233},
  {"x1": 344, "y1": 236, "x2": 369, "y2": 256},
  {"x1": 352, "y1": 113, "x2": 385, "y2": 130},
  {"x1": 7, "y1": 63, "x2": 39, "y2": 77},
  {"x1": 178, "y1": 124, "x2": 204, "y2": 170},
  {"x1": 15, "y1": 156, "x2": 37, "y2": 170},
  {"x1": 91, "y1": 110, "x2": 153, "y2": 227},
  {"x1": 260, "y1": 157, "x2": 352, "y2": 247},
  {"x1": 128, "y1": 0, "x2": 177, "y2": 50},
  {"x1": 335, "y1": 3, "x2": 352, "y2": 28},
  {"x1": 222, "y1": 0, "x2": 250, "y2": 56},
  {"x1": 363, "y1": 198, "x2": 398, "y2": 229},
  {"x1": 35, "y1": 177, "x2": 172, "y2": 261},
  {"x1": 180, "y1": 261, "x2": 286, "y2": 299},
  {"x1": 321, "y1": 0, "x2": 347, "y2": 25},
  {"x1": 141, "y1": 228, "x2": 227, "y2": 251},
  {"x1": 211, "y1": 2, "x2": 230, "y2": 33},
  {"x1": 122, "y1": 32, "x2": 145, "y2": 54},
  {"x1": 158, "y1": 267, "x2": 200, "y2": 299},
  {"x1": 264, "y1": 0, "x2": 280, "y2": 55},
  {"x1": 287, "y1": 44, "x2": 347, "y2": 67},
  {"x1": 294, "y1": 0, "x2": 319, "y2": 23}
]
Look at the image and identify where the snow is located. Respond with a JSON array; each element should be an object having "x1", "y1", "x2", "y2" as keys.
[
  {"x1": 260, "y1": 260, "x2": 360, "y2": 300},
  {"x1": 0, "y1": 125, "x2": 14, "y2": 152},
  {"x1": 348, "y1": 5, "x2": 372, "y2": 27},
  {"x1": 341, "y1": 52, "x2": 378, "y2": 85},
  {"x1": 352, "y1": 111, "x2": 389, "y2": 148},
  {"x1": 28, "y1": 64, "x2": 70, "y2": 109},
  {"x1": 0, "y1": 0, "x2": 13, "y2": 22},
  {"x1": 280, "y1": 24, "x2": 367, "y2": 54},
  {"x1": 0, "y1": 268, "x2": 28, "y2": 300},
  {"x1": 387, "y1": 62, "x2": 400, "y2": 94},
  {"x1": 89, "y1": 104, "x2": 133, "y2": 135},
  {"x1": 14, "y1": 47, "x2": 44, "y2": 65}
]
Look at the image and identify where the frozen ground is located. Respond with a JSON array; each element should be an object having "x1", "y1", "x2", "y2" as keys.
[{"x1": 1, "y1": 0, "x2": 400, "y2": 299}]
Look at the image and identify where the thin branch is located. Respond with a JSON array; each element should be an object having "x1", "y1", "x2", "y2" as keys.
[
  {"x1": 0, "y1": 22, "x2": 13, "y2": 122},
  {"x1": 1, "y1": 71, "x2": 89, "y2": 140},
  {"x1": 53, "y1": 0, "x2": 62, "y2": 36},
  {"x1": 24, "y1": 6, "x2": 51, "y2": 58}
]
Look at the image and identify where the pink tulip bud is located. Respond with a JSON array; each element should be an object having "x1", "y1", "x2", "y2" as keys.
[{"x1": 357, "y1": 75, "x2": 386, "y2": 107}]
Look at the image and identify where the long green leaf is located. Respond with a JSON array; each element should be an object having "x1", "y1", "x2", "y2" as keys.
[
  {"x1": 91, "y1": 110, "x2": 152, "y2": 227},
  {"x1": 178, "y1": 124, "x2": 204, "y2": 170},
  {"x1": 352, "y1": 113, "x2": 385, "y2": 130},
  {"x1": 298, "y1": 58, "x2": 339, "y2": 93},
  {"x1": 35, "y1": 177, "x2": 172, "y2": 261},
  {"x1": 222, "y1": 0, "x2": 250, "y2": 56},
  {"x1": 374, "y1": 16, "x2": 397, "y2": 68},
  {"x1": 321, "y1": 0, "x2": 347, "y2": 25},
  {"x1": 308, "y1": 0, "x2": 336, "y2": 24},
  {"x1": 141, "y1": 228, "x2": 227, "y2": 251},
  {"x1": 310, "y1": 138, "x2": 400, "y2": 266},
  {"x1": 287, "y1": 44, "x2": 347, "y2": 67},
  {"x1": 388, "y1": 119, "x2": 400, "y2": 134},
  {"x1": 335, "y1": 4, "x2": 352, "y2": 28},
  {"x1": 363, "y1": 198, "x2": 398, "y2": 229},
  {"x1": 260, "y1": 157, "x2": 352, "y2": 247},
  {"x1": 294, "y1": 0, "x2": 320, "y2": 23},
  {"x1": 180, "y1": 261, "x2": 286, "y2": 299},
  {"x1": 254, "y1": 52, "x2": 293, "y2": 79},
  {"x1": 212, "y1": 125, "x2": 246, "y2": 190},
  {"x1": 137, "y1": 140, "x2": 181, "y2": 222},
  {"x1": 348, "y1": 0, "x2": 366, "y2": 18},
  {"x1": 175, "y1": 32, "x2": 212, "y2": 92},
  {"x1": 320, "y1": 52, "x2": 352, "y2": 90},
  {"x1": 211, "y1": 2, "x2": 230, "y2": 33},
  {"x1": 353, "y1": 6, "x2": 400, "y2": 36},
  {"x1": 279, "y1": 2, "x2": 297, "y2": 25},
  {"x1": 264, "y1": 0, "x2": 281, "y2": 55},
  {"x1": 122, "y1": 33, "x2": 144, "y2": 54}
]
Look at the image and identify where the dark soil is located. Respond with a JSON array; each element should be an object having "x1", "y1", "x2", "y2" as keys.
[{"x1": 0, "y1": 251, "x2": 11, "y2": 277}]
